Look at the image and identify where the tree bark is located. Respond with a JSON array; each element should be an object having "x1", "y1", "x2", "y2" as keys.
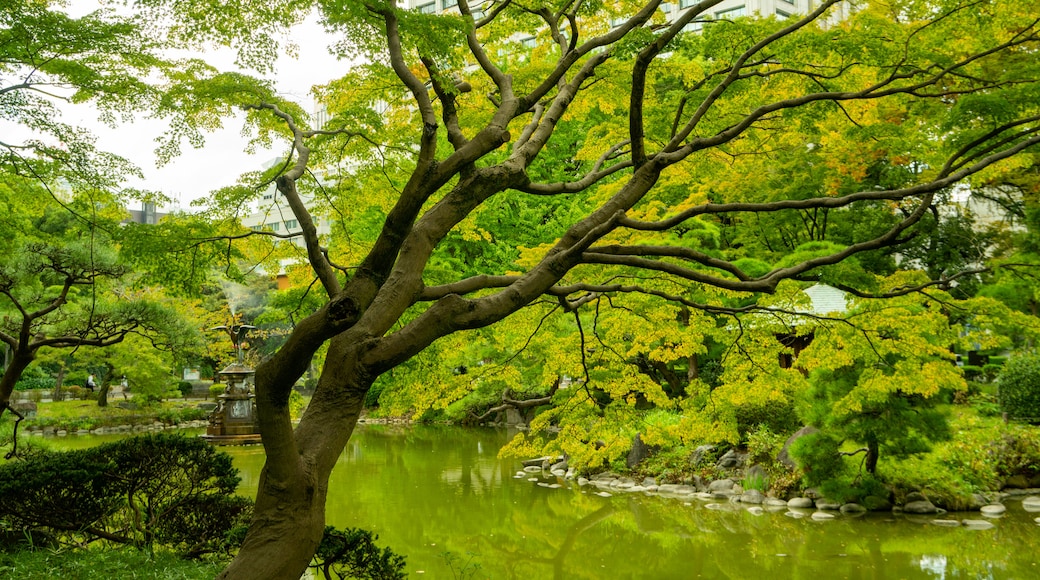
[{"x1": 218, "y1": 333, "x2": 372, "y2": 580}]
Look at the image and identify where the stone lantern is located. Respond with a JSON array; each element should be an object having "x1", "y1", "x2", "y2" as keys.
[{"x1": 202, "y1": 323, "x2": 262, "y2": 445}]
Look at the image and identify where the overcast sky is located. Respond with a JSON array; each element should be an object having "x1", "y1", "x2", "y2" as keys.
[{"x1": 65, "y1": 2, "x2": 345, "y2": 210}]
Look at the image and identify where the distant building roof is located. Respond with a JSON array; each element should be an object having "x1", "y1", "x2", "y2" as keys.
[{"x1": 803, "y1": 284, "x2": 849, "y2": 316}]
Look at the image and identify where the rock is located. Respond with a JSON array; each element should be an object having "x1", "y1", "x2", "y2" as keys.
[
  {"x1": 745, "y1": 464, "x2": 769, "y2": 486},
  {"x1": 905, "y1": 491, "x2": 928, "y2": 503},
  {"x1": 577, "y1": 477, "x2": 589, "y2": 486},
  {"x1": 840, "y1": 503, "x2": 867, "y2": 514},
  {"x1": 785, "y1": 510, "x2": 806, "y2": 519},
  {"x1": 788, "y1": 497, "x2": 815, "y2": 509},
  {"x1": 931, "y1": 519, "x2": 961, "y2": 527},
  {"x1": 811, "y1": 511, "x2": 836, "y2": 520},
  {"x1": 551, "y1": 469, "x2": 566, "y2": 477},
  {"x1": 740, "y1": 489, "x2": 766, "y2": 504},
  {"x1": 522, "y1": 456, "x2": 553, "y2": 467},
  {"x1": 969, "y1": 494, "x2": 990, "y2": 510},
  {"x1": 716, "y1": 449, "x2": 746, "y2": 470},
  {"x1": 746, "y1": 506, "x2": 765, "y2": 516},
  {"x1": 862, "y1": 496, "x2": 893, "y2": 512},
  {"x1": 1004, "y1": 474, "x2": 1030, "y2": 489},
  {"x1": 903, "y1": 500, "x2": 941, "y2": 514},
  {"x1": 1030, "y1": 474, "x2": 1040, "y2": 488},
  {"x1": 962, "y1": 519, "x2": 995, "y2": 530},
  {"x1": 612, "y1": 477, "x2": 636, "y2": 489},
  {"x1": 980, "y1": 504, "x2": 1006, "y2": 516},
  {"x1": 803, "y1": 487, "x2": 822, "y2": 500},
  {"x1": 658, "y1": 484, "x2": 696, "y2": 495},
  {"x1": 764, "y1": 498, "x2": 789, "y2": 509},
  {"x1": 197, "y1": 402, "x2": 218, "y2": 411},
  {"x1": 595, "y1": 492, "x2": 612, "y2": 498},
  {"x1": 815, "y1": 499, "x2": 841, "y2": 511},
  {"x1": 688, "y1": 444, "x2": 716, "y2": 467},
  {"x1": 777, "y1": 426, "x2": 818, "y2": 469},
  {"x1": 550, "y1": 459, "x2": 568, "y2": 472},
  {"x1": 641, "y1": 476, "x2": 657, "y2": 487},
  {"x1": 731, "y1": 484, "x2": 744, "y2": 495},
  {"x1": 708, "y1": 478, "x2": 735, "y2": 492},
  {"x1": 1022, "y1": 496, "x2": 1040, "y2": 511},
  {"x1": 627, "y1": 434, "x2": 653, "y2": 469},
  {"x1": 523, "y1": 465, "x2": 542, "y2": 473}
]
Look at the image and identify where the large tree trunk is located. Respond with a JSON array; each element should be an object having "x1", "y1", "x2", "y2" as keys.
[{"x1": 218, "y1": 334, "x2": 372, "y2": 580}]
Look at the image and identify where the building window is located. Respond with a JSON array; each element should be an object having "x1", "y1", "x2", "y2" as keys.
[
  {"x1": 519, "y1": 36, "x2": 536, "y2": 48},
  {"x1": 265, "y1": 222, "x2": 280, "y2": 232},
  {"x1": 776, "y1": 8, "x2": 791, "y2": 18},
  {"x1": 417, "y1": 2, "x2": 436, "y2": 13},
  {"x1": 780, "y1": 0, "x2": 795, "y2": 4},
  {"x1": 679, "y1": 0, "x2": 697, "y2": 8},
  {"x1": 683, "y1": 21, "x2": 704, "y2": 32},
  {"x1": 716, "y1": 5, "x2": 747, "y2": 19},
  {"x1": 442, "y1": 0, "x2": 457, "y2": 8},
  {"x1": 285, "y1": 219, "x2": 299, "y2": 230}
]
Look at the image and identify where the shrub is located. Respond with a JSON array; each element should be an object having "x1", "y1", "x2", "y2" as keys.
[
  {"x1": 0, "y1": 433, "x2": 251, "y2": 556},
  {"x1": 310, "y1": 526, "x2": 407, "y2": 580},
  {"x1": 998, "y1": 354, "x2": 1040, "y2": 421},
  {"x1": 209, "y1": 384, "x2": 226, "y2": 400},
  {"x1": 177, "y1": 381, "x2": 194, "y2": 398}
]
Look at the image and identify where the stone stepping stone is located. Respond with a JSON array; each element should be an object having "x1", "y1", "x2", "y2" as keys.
[
  {"x1": 931, "y1": 520, "x2": 960, "y2": 527},
  {"x1": 980, "y1": 504, "x2": 1006, "y2": 517},
  {"x1": 811, "y1": 511, "x2": 836, "y2": 521},
  {"x1": 962, "y1": 519, "x2": 995, "y2": 530}
]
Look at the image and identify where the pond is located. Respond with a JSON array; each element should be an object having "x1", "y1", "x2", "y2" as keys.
[{"x1": 58, "y1": 426, "x2": 1040, "y2": 578}]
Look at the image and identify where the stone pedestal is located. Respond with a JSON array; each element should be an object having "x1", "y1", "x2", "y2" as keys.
[{"x1": 201, "y1": 362, "x2": 261, "y2": 445}]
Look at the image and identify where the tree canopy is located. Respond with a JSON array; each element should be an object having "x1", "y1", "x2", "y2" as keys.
[{"x1": 5, "y1": 1, "x2": 1040, "y2": 578}]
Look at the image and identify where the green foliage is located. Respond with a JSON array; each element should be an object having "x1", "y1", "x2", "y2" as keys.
[
  {"x1": 998, "y1": 354, "x2": 1040, "y2": 421},
  {"x1": 310, "y1": 526, "x2": 407, "y2": 580},
  {"x1": 210, "y1": 384, "x2": 226, "y2": 399},
  {"x1": 0, "y1": 547, "x2": 224, "y2": 579},
  {"x1": 288, "y1": 390, "x2": 307, "y2": 421},
  {"x1": 0, "y1": 433, "x2": 250, "y2": 556},
  {"x1": 745, "y1": 425, "x2": 785, "y2": 466},
  {"x1": 177, "y1": 381, "x2": 194, "y2": 397}
]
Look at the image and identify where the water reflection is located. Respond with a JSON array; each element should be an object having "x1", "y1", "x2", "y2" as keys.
[{"x1": 55, "y1": 427, "x2": 1040, "y2": 578}]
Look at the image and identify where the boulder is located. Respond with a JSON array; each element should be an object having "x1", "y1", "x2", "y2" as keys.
[
  {"x1": 815, "y1": 498, "x2": 841, "y2": 511},
  {"x1": 840, "y1": 503, "x2": 867, "y2": 514},
  {"x1": 708, "y1": 478, "x2": 735, "y2": 493},
  {"x1": 787, "y1": 497, "x2": 815, "y2": 509},
  {"x1": 688, "y1": 444, "x2": 716, "y2": 467},
  {"x1": 905, "y1": 491, "x2": 929, "y2": 503},
  {"x1": 716, "y1": 449, "x2": 746, "y2": 470},
  {"x1": 962, "y1": 519, "x2": 995, "y2": 530},
  {"x1": 1021, "y1": 496, "x2": 1040, "y2": 511},
  {"x1": 811, "y1": 511, "x2": 835, "y2": 521},
  {"x1": 903, "y1": 500, "x2": 941, "y2": 515},
  {"x1": 1004, "y1": 474, "x2": 1031, "y2": 489},
  {"x1": 740, "y1": 489, "x2": 766, "y2": 504},
  {"x1": 862, "y1": 495, "x2": 894, "y2": 512},
  {"x1": 777, "y1": 426, "x2": 818, "y2": 469},
  {"x1": 627, "y1": 434, "x2": 653, "y2": 469}
]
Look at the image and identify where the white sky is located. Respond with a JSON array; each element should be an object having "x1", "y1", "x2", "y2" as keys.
[{"x1": 62, "y1": 2, "x2": 345, "y2": 210}]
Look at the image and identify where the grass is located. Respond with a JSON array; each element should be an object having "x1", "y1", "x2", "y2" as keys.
[{"x1": 0, "y1": 548, "x2": 225, "y2": 579}]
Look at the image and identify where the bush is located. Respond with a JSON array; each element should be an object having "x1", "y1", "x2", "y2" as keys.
[
  {"x1": 209, "y1": 384, "x2": 226, "y2": 400},
  {"x1": 998, "y1": 354, "x2": 1040, "y2": 421},
  {"x1": 177, "y1": 381, "x2": 194, "y2": 398},
  {"x1": 0, "y1": 433, "x2": 251, "y2": 556},
  {"x1": 13, "y1": 376, "x2": 56, "y2": 392},
  {"x1": 310, "y1": 526, "x2": 407, "y2": 580}
]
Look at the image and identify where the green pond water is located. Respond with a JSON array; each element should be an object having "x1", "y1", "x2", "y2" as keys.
[{"x1": 60, "y1": 426, "x2": 1040, "y2": 579}]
